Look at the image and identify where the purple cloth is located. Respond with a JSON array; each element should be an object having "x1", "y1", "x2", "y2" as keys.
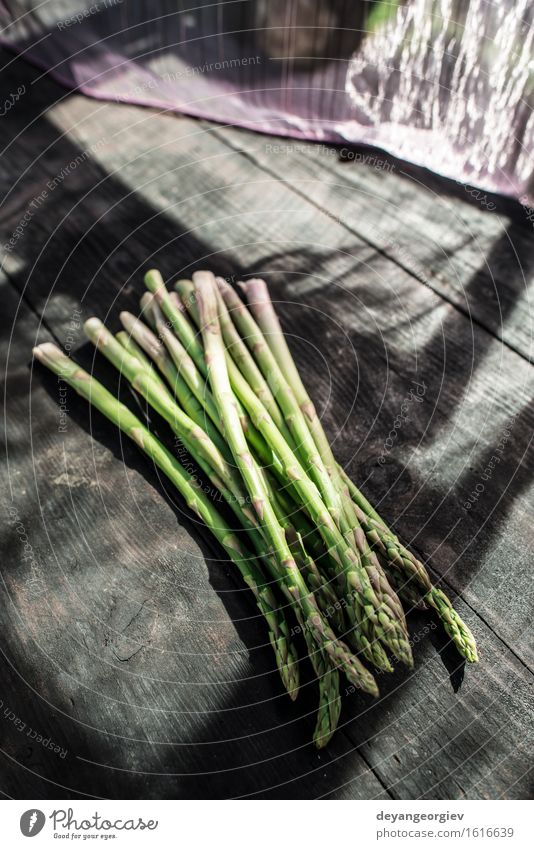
[{"x1": 1, "y1": 0, "x2": 532, "y2": 205}]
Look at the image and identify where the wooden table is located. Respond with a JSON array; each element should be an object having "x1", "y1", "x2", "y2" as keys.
[{"x1": 1, "y1": 50, "x2": 532, "y2": 800}]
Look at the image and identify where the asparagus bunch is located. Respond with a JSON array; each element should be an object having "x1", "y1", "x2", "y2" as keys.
[{"x1": 33, "y1": 267, "x2": 478, "y2": 748}]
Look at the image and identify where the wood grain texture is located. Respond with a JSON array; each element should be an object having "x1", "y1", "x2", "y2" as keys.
[
  {"x1": 0, "y1": 51, "x2": 532, "y2": 800},
  {"x1": 214, "y1": 127, "x2": 534, "y2": 362}
]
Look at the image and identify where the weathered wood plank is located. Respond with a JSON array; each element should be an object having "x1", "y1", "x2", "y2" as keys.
[
  {"x1": 212, "y1": 127, "x2": 534, "y2": 363},
  {"x1": 343, "y1": 604, "x2": 534, "y2": 800}
]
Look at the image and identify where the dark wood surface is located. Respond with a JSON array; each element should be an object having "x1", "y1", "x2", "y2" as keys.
[{"x1": 1, "y1": 51, "x2": 532, "y2": 800}]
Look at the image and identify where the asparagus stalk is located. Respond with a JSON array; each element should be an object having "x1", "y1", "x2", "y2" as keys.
[
  {"x1": 215, "y1": 279, "x2": 412, "y2": 661},
  {"x1": 116, "y1": 331, "x2": 163, "y2": 382},
  {"x1": 149, "y1": 296, "x2": 225, "y2": 435},
  {"x1": 176, "y1": 281, "x2": 346, "y2": 567},
  {"x1": 313, "y1": 663, "x2": 341, "y2": 749},
  {"x1": 120, "y1": 321, "x2": 298, "y2": 611},
  {"x1": 243, "y1": 275, "x2": 348, "y2": 485},
  {"x1": 33, "y1": 342, "x2": 300, "y2": 697},
  {"x1": 175, "y1": 281, "x2": 319, "y2": 549},
  {"x1": 250, "y1": 539, "x2": 343, "y2": 745},
  {"x1": 178, "y1": 274, "x2": 385, "y2": 662},
  {"x1": 148, "y1": 293, "x2": 279, "y2": 473},
  {"x1": 251, "y1": 543, "x2": 342, "y2": 745},
  {"x1": 121, "y1": 309, "x2": 178, "y2": 387},
  {"x1": 176, "y1": 280, "x2": 415, "y2": 630},
  {"x1": 176, "y1": 278, "x2": 290, "y2": 441},
  {"x1": 382, "y1": 559, "x2": 428, "y2": 612},
  {"x1": 249, "y1": 462, "x2": 347, "y2": 637},
  {"x1": 155, "y1": 301, "x2": 343, "y2": 634},
  {"x1": 120, "y1": 307, "x2": 267, "y2": 479},
  {"x1": 285, "y1": 527, "x2": 346, "y2": 637},
  {"x1": 194, "y1": 270, "x2": 378, "y2": 695},
  {"x1": 243, "y1": 277, "x2": 311, "y2": 416},
  {"x1": 118, "y1": 328, "x2": 247, "y2": 535}
]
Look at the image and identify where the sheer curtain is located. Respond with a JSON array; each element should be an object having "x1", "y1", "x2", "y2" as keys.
[{"x1": 1, "y1": 0, "x2": 532, "y2": 202}]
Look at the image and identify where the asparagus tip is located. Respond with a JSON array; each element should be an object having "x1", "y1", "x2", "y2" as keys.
[{"x1": 314, "y1": 730, "x2": 333, "y2": 749}]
